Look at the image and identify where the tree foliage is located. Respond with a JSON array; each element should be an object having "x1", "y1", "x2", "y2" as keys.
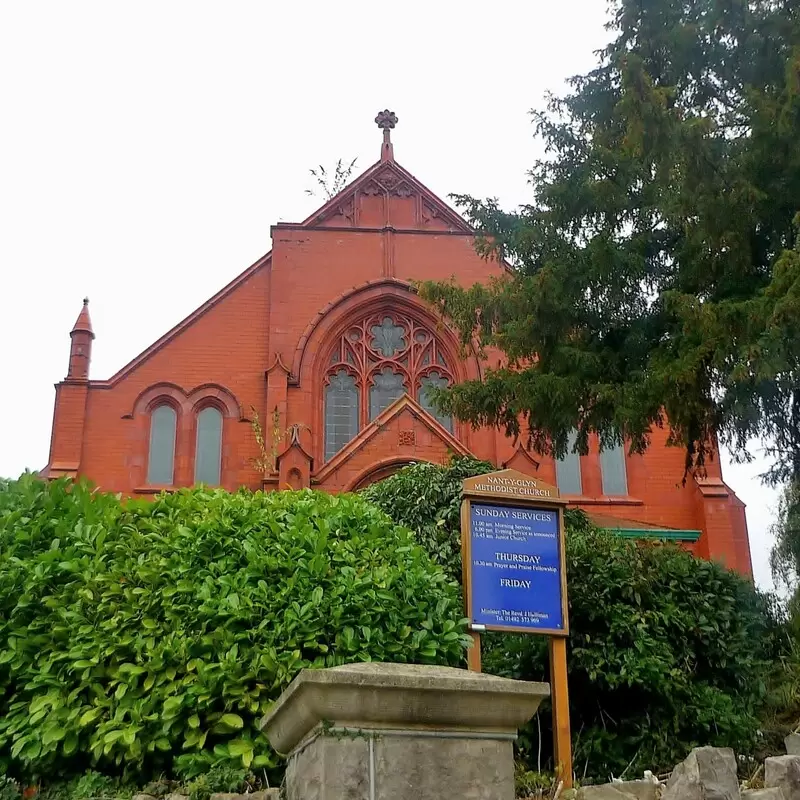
[
  {"x1": 418, "y1": 0, "x2": 800, "y2": 486},
  {"x1": 0, "y1": 476, "x2": 468, "y2": 783},
  {"x1": 364, "y1": 458, "x2": 778, "y2": 779},
  {"x1": 305, "y1": 158, "x2": 358, "y2": 201},
  {"x1": 771, "y1": 479, "x2": 800, "y2": 590},
  {"x1": 361, "y1": 456, "x2": 494, "y2": 584}
]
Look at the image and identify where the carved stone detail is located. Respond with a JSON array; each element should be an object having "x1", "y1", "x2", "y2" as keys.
[
  {"x1": 362, "y1": 180, "x2": 385, "y2": 196},
  {"x1": 335, "y1": 198, "x2": 355, "y2": 224},
  {"x1": 377, "y1": 170, "x2": 400, "y2": 189},
  {"x1": 375, "y1": 109, "x2": 399, "y2": 130},
  {"x1": 398, "y1": 430, "x2": 416, "y2": 447},
  {"x1": 422, "y1": 200, "x2": 442, "y2": 225}
]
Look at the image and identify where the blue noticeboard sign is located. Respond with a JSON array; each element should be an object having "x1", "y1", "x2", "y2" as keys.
[{"x1": 468, "y1": 502, "x2": 565, "y2": 633}]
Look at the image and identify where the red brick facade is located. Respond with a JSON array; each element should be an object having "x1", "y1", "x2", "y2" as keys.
[{"x1": 42, "y1": 126, "x2": 753, "y2": 576}]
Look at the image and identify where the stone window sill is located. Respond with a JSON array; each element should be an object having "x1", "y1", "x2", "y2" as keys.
[
  {"x1": 563, "y1": 495, "x2": 644, "y2": 506},
  {"x1": 133, "y1": 485, "x2": 178, "y2": 495}
]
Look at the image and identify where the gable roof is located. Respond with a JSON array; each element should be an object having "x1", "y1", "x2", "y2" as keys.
[
  {"x1": 88, "y1": 250, "x2": 272, "y2": 387},
  {"x1": 313, "y1": 393, "x2": 473, "y2": 485},
  {"x1": 80, "y1": 154, "x2": 482, "y2": 387},
  {"x1": 299, "y1": 157, "x2": 475, "y2": 234}
]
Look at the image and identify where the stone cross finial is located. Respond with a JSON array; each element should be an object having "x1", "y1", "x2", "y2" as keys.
[
  {"x1": 375, "y1": 109, "x2": 398, "y2": 131},
  {"x1": 375, "y1": 109, "x2": 398, "y2": 162}
]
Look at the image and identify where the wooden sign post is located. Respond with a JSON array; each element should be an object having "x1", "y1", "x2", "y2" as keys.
[{"x1": 461, "y1": 469, "x2": 572, "y2": 788}]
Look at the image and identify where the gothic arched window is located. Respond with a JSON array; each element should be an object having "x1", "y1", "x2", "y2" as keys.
[
  {"x1": 323, "y1": 312, "x2": 454, "y2": 460},
  {"x1": 147, "y1": 404, "x2": 177, "y2": 485}
]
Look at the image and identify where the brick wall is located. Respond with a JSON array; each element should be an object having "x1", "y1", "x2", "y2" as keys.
[{"x1": 44, "y1": 157, "x2": 753, "y2": 576}]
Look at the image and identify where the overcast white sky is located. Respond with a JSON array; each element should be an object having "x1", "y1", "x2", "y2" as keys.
[{"x1": 0, "y1": 1, "x2": 780, "y2": 588}]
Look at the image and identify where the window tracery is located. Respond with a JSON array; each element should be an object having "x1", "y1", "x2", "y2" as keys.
[{"x1": 323, "y1": 312, "x2": 455, "y2": 460}]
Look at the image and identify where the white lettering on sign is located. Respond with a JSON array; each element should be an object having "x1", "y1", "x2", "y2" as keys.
[
  {"x1": 472, "y1": 507, "x2": 554, "y2": 521},
  {"x1": 512, "y1": 510, "x2": 553, "y2": 521},
  {"x1": 474, "y1": 507, "x2": 510, "y2": 518},
  {"x1": 499, "y1": 578, "x2": 532, "y2": 589},
  {"x1": 494, "y1": 552, "x2": 542, "y2": 564},
  {"x1": 471, "y1": 476, "x2": 553, "y2": 498}
]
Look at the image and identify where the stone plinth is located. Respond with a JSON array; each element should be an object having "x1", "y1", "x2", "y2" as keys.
[{"x1": 260, "y1": 662, "x2": 550, "y2": 800}]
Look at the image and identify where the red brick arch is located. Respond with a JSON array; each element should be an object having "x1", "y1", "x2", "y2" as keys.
[
  {"x1": 292, "y1": 279, "x2": 481, "y2": 387},
  {"x1": 128, "y1": 382, "x2": 243, "y2": 419},
  {"x1": 295, "y1": 281, "x2": 480, "y2": 467},
  {"x1": 126, "y1": 382, "x2": 243, "y2": 491},
  {"x1": 347, "y1": 457, "x2": 429, "y2": 491}
]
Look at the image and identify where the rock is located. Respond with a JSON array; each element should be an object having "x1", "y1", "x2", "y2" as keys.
[
  {"x1": 787, "y1": 735, "x2": 800, "y2": 756},
  {"x1": 580, "y1": 782, "x2": 660, "y2": 800},
  {"x1": 164, "y1": 794, "x2": 188, "y2": 800},
  {"x1": 210, "y1": 793, "x2": 279, "y2": 800},
  {"x1": 580, "y1": 786, "x2": 636, "y2": 800},
  {"x1": 662, "y1": 747, "x2": 739, "y2": 800},
  {"x1": 617, "y1": 780, "x2": 661, "y2": 800},
  {"x1": 742, "y1": 790, "x2": 784, "y2": 800},
  {"x1": 766, "y1": 756, "x2": 800, "y2": 800},
  {"x1": 133, "y1": 795, "x2": 157, "y2": 800},
  {"x1": 141, "y1": 781, "x2": 172, "y2": 798}
]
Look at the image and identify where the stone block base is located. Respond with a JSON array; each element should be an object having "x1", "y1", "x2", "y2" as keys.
[
  {"x1": 286, "y1": 727, "x2": 514, "y2": 800},
  {"x1": 261, "y1": 662, "x2": 550, "y2": 800}
]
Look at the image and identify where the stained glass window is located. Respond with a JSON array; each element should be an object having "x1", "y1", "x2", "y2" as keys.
[
  {"x1": 419, "y1": 371, "x2": 453, "y2": 432},
  {"x1": 370, "y1": 317, "x2": 406, "y2": 357},
  {"x1": 323, "y1": 311, "x2": 455, "y2": 461},
  {"x1": 147, "y1": 405, "x2": 177, "y2": 485},
  {"x1": 325, "y1": 370, "x2": 359, "y2": 460},
  {"x1": 195, "y1": 407, "x2": 222, "y2": 486},
  {"x1": 370, "y1": 367, "x2": 406, "y2": 419}
]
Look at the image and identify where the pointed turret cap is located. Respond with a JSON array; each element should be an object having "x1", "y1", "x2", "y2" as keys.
[{"x1": 71, "y1": 297, "x2": 95, "y2": 339}]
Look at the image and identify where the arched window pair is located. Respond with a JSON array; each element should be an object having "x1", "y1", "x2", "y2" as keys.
[
  {"x1": 146, "y1": 405, "x2": 223, "y2": 486},
  {"x1": 555, "y1": 431, "x2": 628, "y2": 496},
  {"x1": 323, "y1": 313, "x2": 454, "y2": 461}
]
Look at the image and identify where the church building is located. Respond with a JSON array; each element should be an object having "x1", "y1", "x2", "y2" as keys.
[{"x1": 42, "y1": 112, "x2": 753, "y2": 576}]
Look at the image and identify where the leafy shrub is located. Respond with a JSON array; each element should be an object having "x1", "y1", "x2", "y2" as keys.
[
  {"x1": 0, "y1": 777, "x2": 20, "y2": 800},
  {"x1": 754, "y1": 596, "x2": 800, "y2": 758},
  {"x1": 0, "y1": 476, "x2": 468, "y2": 783},
  {"x1": 185, "y1": 764, "x2": 250, "y2": 800},
  {"x1": 69, "y1": 771, "x2": 121, "y2": 800},
  {"x1": 363, "y1": 457, "x2": 776, "y2": 780},
  {"x1": 514, "y1": 764, "x2": 555, "y2": 799},
  {"x1": 32, "y1": 772, "x2": 134, "y2": 800},
  {"x1": 361, "y1": 456, "x2": 494, "y2": 584}
]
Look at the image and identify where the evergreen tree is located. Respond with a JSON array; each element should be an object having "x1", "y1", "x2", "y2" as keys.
[
  {"x1": 771, "y1": 479, "x2": 800, "y2": 589},
  {"x1": 419, "y1": 0, "x2": 800, "y2": 490}
]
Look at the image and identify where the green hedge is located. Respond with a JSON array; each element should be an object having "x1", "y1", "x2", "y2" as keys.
[
  {"x1": 363, "y1": 457, "x2": 777, "y2": 780},
  {"x1": 0, "y1": 476, "x2": 469, "y2": 783}
]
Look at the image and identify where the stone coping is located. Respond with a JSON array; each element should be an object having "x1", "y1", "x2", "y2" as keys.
[{"x1": 260, "y1": 662, "x2": 550, "y2": 755}]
